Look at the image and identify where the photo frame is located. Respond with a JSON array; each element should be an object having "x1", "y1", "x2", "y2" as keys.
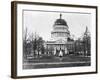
[{"x1": 11, "y1": 1, "x2": 98, "y2": 78}]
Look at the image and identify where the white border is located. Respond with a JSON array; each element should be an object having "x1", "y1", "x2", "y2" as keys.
[{"x1": 17, "y1": 3, "x2": 96, "y2": 76}]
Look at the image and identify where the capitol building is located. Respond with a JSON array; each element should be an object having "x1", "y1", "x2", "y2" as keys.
[
  {"x1": 45, "y1": 14, "x2": 74, "y2": 57},
  {"x1": 23, "y1": 13, "x2": 91, "y2": 67},
  {"x1": 23, "y1": 13, "x2": 91, "y2": 59}
]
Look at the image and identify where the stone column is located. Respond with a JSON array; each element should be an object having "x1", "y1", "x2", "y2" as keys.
[
  {"x1": 54, "y1": 46, "x2": 56, "y2": 55},
  {"x1": 65, "y1": 47, "x2": 68, "y2": 54}
]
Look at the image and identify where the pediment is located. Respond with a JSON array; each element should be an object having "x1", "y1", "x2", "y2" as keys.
[{"x1": 56, "y1": 39, "x2": 67, "y2": 43}]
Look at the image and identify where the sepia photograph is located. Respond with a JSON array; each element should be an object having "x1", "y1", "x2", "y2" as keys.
[{"x1": 11, "y1": 1, "x2": 97, "y2": 78}]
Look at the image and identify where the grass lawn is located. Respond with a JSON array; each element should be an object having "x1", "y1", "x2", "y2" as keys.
[{"x1": 23, "y1": 55, "x2": 91, "y2": 69}]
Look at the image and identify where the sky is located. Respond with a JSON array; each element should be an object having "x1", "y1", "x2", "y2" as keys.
[{"x1": 23, "y1": 10, "x2": 91, "y2": 41}]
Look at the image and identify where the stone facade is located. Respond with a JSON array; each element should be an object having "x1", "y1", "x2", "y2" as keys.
[{"x1": 46, "y1": 14, "x2": 74, "y2": 57}]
